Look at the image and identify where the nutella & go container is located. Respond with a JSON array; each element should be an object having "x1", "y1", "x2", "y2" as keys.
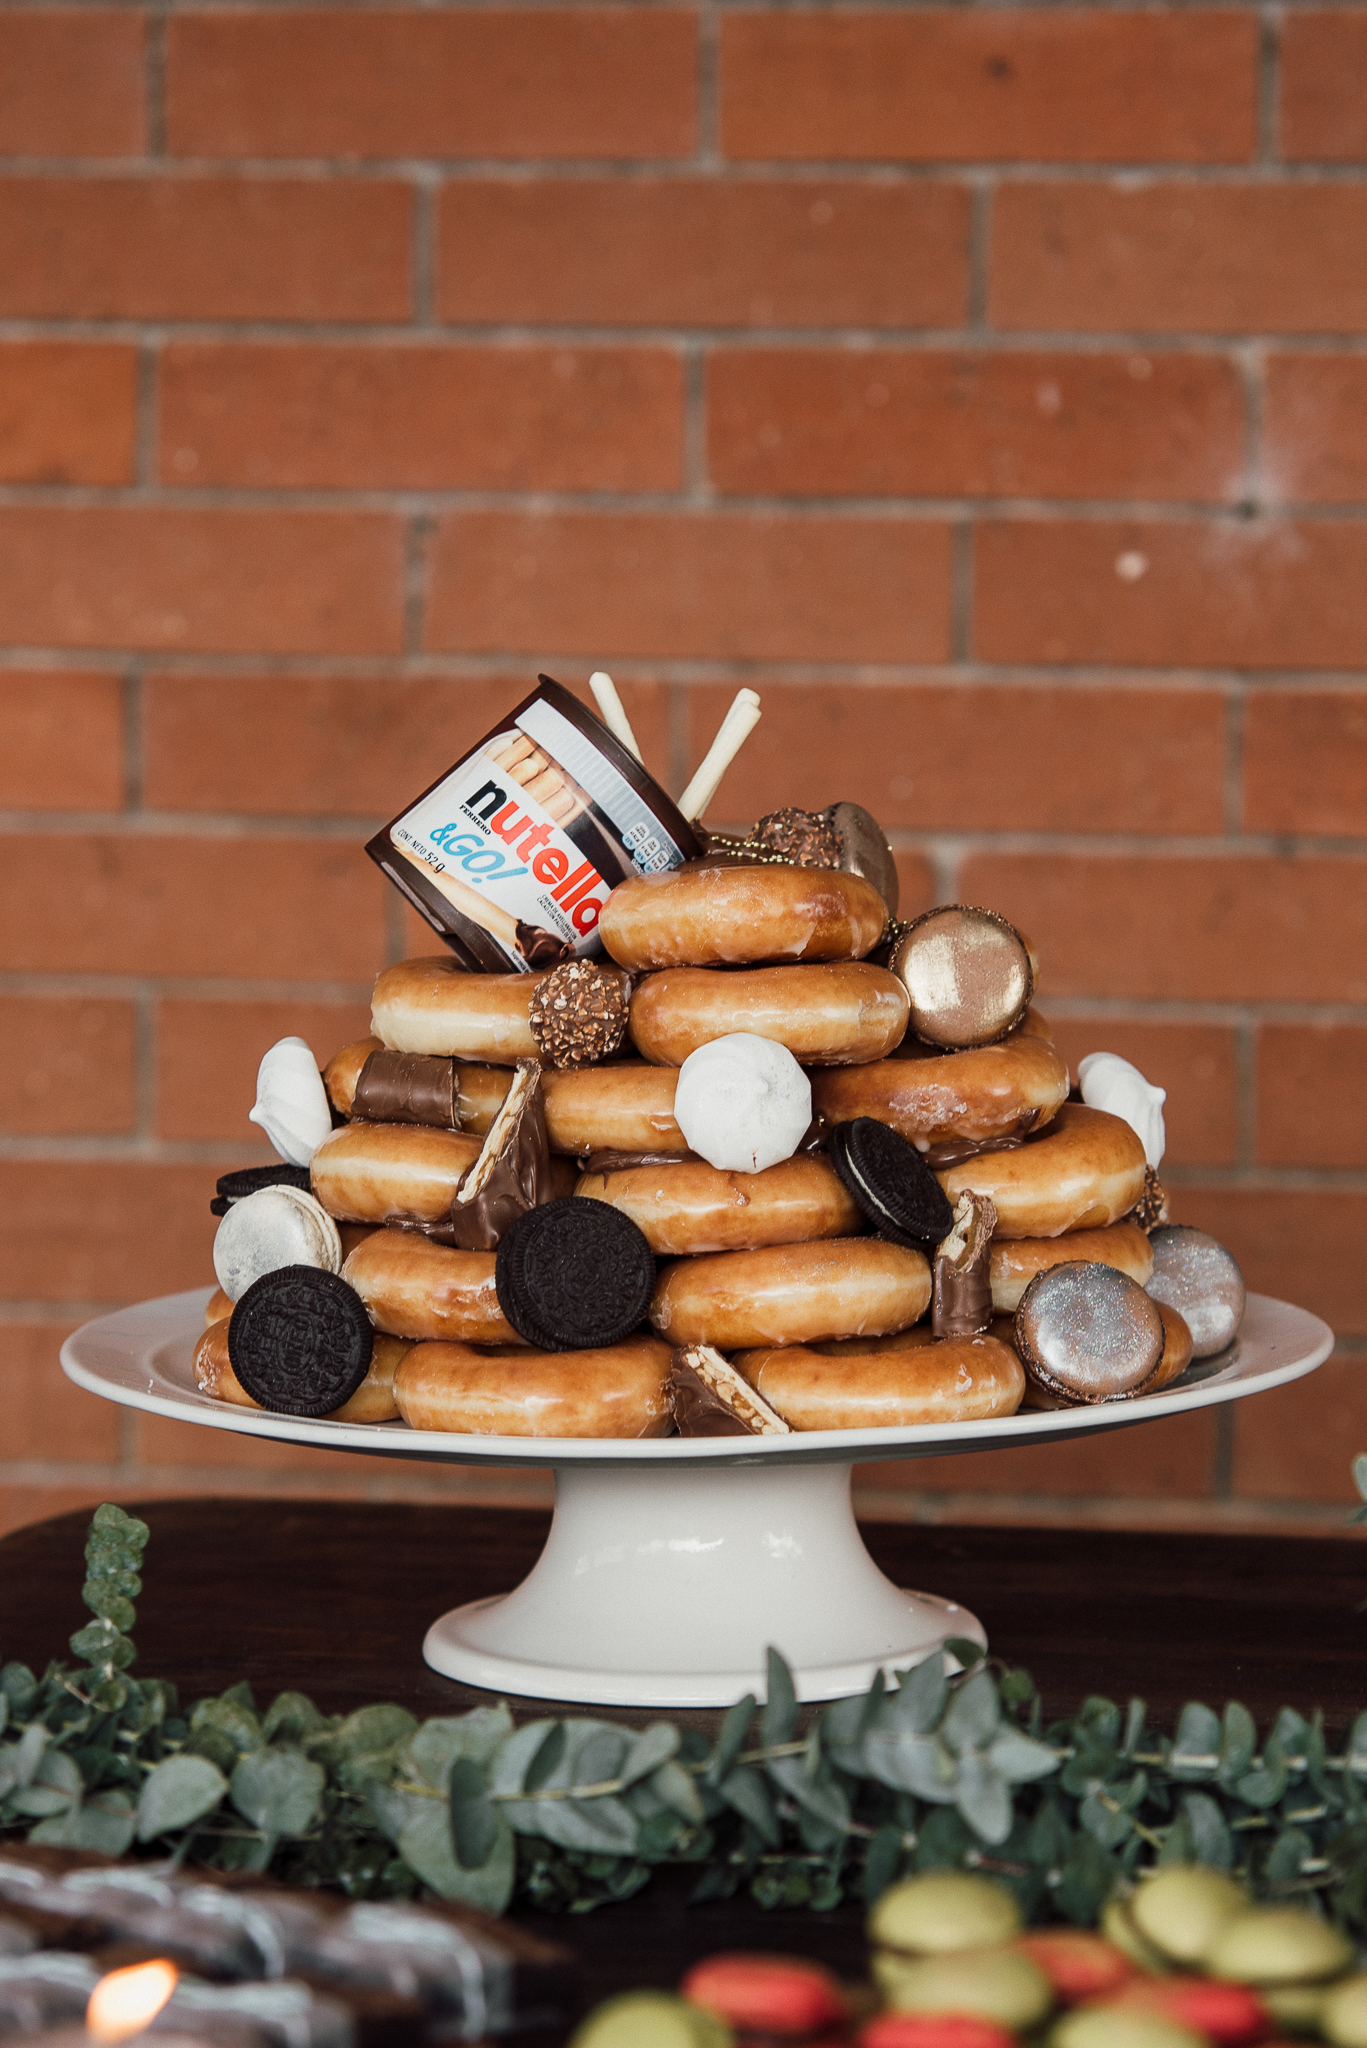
[{"x1": 367, "y1": 676, "x2": 703, "y2": 974}]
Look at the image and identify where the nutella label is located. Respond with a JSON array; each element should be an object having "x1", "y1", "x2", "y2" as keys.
[{"x1": 380, "y1": 689, "x2": 694, "y2": 974}]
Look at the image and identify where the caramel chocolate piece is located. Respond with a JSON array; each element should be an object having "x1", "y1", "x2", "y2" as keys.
[
  {"x1": 447, "y1": 1061, "x2": 553, "y2": 1251},
  {"x1": 1131, "y1": 1164, "x2": 1171, "y2": 1233},
  {"x1": 529, "y1": 959, "x2": 630, "y2": 1069},
  {"x1": 352, "y1": 1050, "x2": 459, "y2": 1129},
  {"x1": 932, "y1": 1191, "x2": 997, "y2": 1340},
  {"x1": 888, "y1": 905, "x2": 1034, "y2": 1050},
  {"x1": 669, "y1": 1345, "x2": 792, "y2": 1437}
]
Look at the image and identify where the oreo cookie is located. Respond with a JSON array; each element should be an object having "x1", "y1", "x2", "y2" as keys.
[
  {"x1": 496, "y1": 1199, "x2": 655, "y2": 1351},
  {"x1": 228, "y1": 1266, "x2": 373, "y2": 1418},
  {"x1": 211, "y1": 1164, "x2": 312, "y2": 1218},
  {"x1": 829, "y1": 1118, "x2": 955, "y2": 1247}
]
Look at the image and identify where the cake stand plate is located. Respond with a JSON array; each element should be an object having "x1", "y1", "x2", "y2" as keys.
[{"x1": 62, "y1": 1292, "x2": 1332, "y2": 1708}]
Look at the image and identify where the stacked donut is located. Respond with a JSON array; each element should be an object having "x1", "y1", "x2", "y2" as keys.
[{"x1": 197, "y1": 815, "x2": 1245, "y2": 1437}]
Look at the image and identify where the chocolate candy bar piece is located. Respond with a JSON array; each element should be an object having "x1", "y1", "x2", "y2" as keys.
[
  {"x1": 932, "y1": 1192, "x2": 997, "y2": 1340},
  {"x1": 352, "y1": 1050, "x2": 460, "y2": 1129},
  {"x1": 448, "y1": 1060, "x2": 554, "y2": 1252},
  {"x1": 670, "y1": 1346, "x2": 792, "y2": 1437}
]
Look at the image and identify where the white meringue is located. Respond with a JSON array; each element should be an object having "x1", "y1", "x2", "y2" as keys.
[
  {"x1": 673, "y1": 1032, "x2": 812, "y2": 1174},
  {"x1": 1078, "y1": 1051, "x2": 1167, "y2": 1169},
  {"x1": 212, "y1": 1184, "x2": 343, "y2": 1304},
  {"x1": 248, "y1": 1036, "x2": 334, "y2": 1166}
]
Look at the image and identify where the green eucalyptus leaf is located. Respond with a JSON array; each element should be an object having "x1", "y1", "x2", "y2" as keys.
[
  {"x1": 11, "y1": 1747, "x2": 82, "y2": 1818},
  {"x1": 574, "y1": 1727, "x2": 628, "y2": 1789},
  {"x1": 1237, "y1": 1732, "x2": 1289, "y2": 1809},
  {"x1": 13, "y1": 1721, "x2": 48, "y2": 1787},
  {"x1": 190, "y1": 1696, "x2": 262, "y2": 1757},
  {"x1": 986, "y1": 1726, "x2": 1058, "y2": 1785},
  {"x1": 649, "y1": 1760, "x2": 704, "y2": 1824},
  {"x1": 137, "y1": 1753, "x2": 228, "y2": 1840},
  {"x1": 399, "y1": 1799, "x2": 515, "y2": 1910},
  {"x1": 1353, "y1": 1451, "x2": 1367, "y2": 1502},
  {"x1": 449, "y1": 1758, "x2": 501, "y2": 1870},
  {"x1": 767, "y1": 1755, "x2": 850, "y2": 1834},
  {"x1": 524, "y1": 1721, "x2": 567, "y2": 1792},
  {"x1": 1181, "y1": 1789, "x2": 1234, "y2": 1868},
  {"x1": 762, "y1": 1650, "x2": 798, "y2": 1749},
  {"x1": 862, "y1": 1723, "x2": 958, "y2": 1802},
  {"x1": 1218, "y1": 1701, "x2": 1257, "y2": 1787},
  {"x1": 1121, "y1": 1698, "x2": 1147, "y2": 1758},
  {"x1": 891, "y1": 1655, "x2": 947, "y2": 1734},
  {"x1": 620, "y1": 1724, "x2": 680, "y2": 1788},
  {"x1": 1169, "y1": 1702, "x2": 1222, "y2": 1779},
  {"x1": 31, "y1": 1792, "x2": 136, "y2": 1856},
  {"x1": 230, "y1": 1746, "x2": 324, "y2": 1838},
  {"x1": 863, "y1": 1821, "x2": 906, "y2": 1901},
  {"x1": 954, "y1": 1752, "x2": 1013, "y2": 1845},
  {"x1": 942, "y1": 1670, "x2": 1001, "y2": 1755},
  {"x1": 707, "y1": 1694, "x2": 756, "y2": 1787},
  {"x1": 944, "y1": 1636, "x2": 986, "y2": 1671},
  {"x1": 0, "y1": 1664, "x2": 36, "y2": 1714},
  {"x1": 326, "y1": 1703, "x2": 417, "y2": 1762},
  {"x1": 719, "y1": 1764, "x2": 779, "y2": 1846},
  {"x1": 262, "y1": 1692, "x2": 330, "y2": 1745},
  {"x1": 1056, "y1": 1829, "x2": 1119, "y2": 1924}
]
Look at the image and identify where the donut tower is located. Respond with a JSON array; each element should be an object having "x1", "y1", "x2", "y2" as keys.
[{"x1": 197, "y1": 680, "x2": 1247, "y2": 1435}]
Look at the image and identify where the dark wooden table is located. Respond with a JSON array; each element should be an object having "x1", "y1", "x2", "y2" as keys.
[{"x1": 3, "y1": 1500, "x2": 1365, "y2": 2019}]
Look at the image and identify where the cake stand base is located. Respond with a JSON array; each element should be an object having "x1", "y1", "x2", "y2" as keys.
[{"x1": 422, "y1": 1459, "x2": 983, "y2": 1706}]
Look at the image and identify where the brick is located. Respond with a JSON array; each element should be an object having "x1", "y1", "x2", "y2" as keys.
[
  {"x1": 0, "y1": 12, "x2": 144, "y2": 156},
  {"x1": 1281, "y1": 14, "x2": 1367, "y2": 163},
  {"x1": 991, "y1": 184, "x2": 1367, "y2": 335},
  {"x1": 0, "y1": 1324, "x2": 120, "y2": 1463},
  {"x1": 426, "y1": 512, "x2": 954, "y2": 663},
  {"x1": 0, "y1": 180, "x2": 409, "y2": 322},
  {"x1": 1257, "y1": 1025, "x2": 1367, "y2": 1170},
  {"x1": 0, "y1": 1162, "x2": 227, "y2": 1304},
  {"x1": 974, "y1": 518, "x2": 1367, "y2": 671},
  {"x1": 1046, "y1": 1019, "x2": 1238, "y2": 1167},
  {"x1": 438, "y1": 179, "x2": 969, "y2": 329},
  {"x1": 1175, "y1": 1187, "x2": 1367, "y2": 1336},
  {"x1": 158, "y1": 998, "x2": 373, "y2": 1142},
  {"x1": 859, "y1": 1407, "x2": 1217, "y2": 1501},
  {"x1": 1264, "y1": 357, "x2": 1367, "y2": 506},
  {"x1": 0, "y1": 509, "x2": 404, "y2": 655},
  {"x1": 722, "y1": 11, "x2": 1256, "y2": 166},
  {"x1": 0, "y1": 673, "x2": 125, "y2": 810},
  {"x1": 0, "y1": 345, "x2": 137, "y2": 485},
  {"x1": 167, "y1": 9, "x2": 696, "y2": 159},
  {"x1": 0, "y1": 834, "x2": 386, "y2": 980},
  {"x1": 159, "y1": 343, "x2": 684, "y2": 492},
  {"x1": 687, "y1": 681, "x2": 1224, "y2": 836},
  {"x1": 708, "y1": 348, "x2": 1244, "y2": 502},
  {"x1": 143, "y1": 673, "x2": 673, "y2": 817},
  {"x1": 1243, "y1": 690, "x2": 1367, "y2": 837},
  {"x1": 958, "y1": 852, "x2": 1367, "y2": 1004},
  {"x1": 0, "y1": 998, "x2": 136, "y2": 1137},
  {"x1": 893, "y1": 855, "x2": 938, "y2": 926},
  {"x1": 1232, "y1": 1346, "x2": 1367, "y2": 1503}
]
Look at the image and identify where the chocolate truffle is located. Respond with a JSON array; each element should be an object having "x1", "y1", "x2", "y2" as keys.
[
  {"x1": 752, "y1": 805, "x2": 842, "y2": 869},
  {"x1": 1146, "y1": 1225, "x2": 1246, "y2": 1358},
  {"x1": 889, "y1": 905, "x2": 1034, "y2": 1050},
  {"x1": 1014, "y1": 1261, "x2": 1166, "y2": 1405},
  {"x1": 529, "y1": 960, "x2": 629, "y2": 1069}
]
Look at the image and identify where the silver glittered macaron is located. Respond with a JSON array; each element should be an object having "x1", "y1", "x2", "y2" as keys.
[
  {"x1": 1014, "y1": 1261, "x2": 1167, "y2": 1405},
  {"x1": 1146, "y1": 1225, "x2": 1246, "y2": 1359},
  {"x1": 213, "y1": 1184, "x2": 343, "y2": 1304}
]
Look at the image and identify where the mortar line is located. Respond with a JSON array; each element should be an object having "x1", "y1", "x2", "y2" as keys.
[
  {"x1": 1258, "y1": 4, "x2": 1282, "y2": 167},
  {"x1": 411, "y1": 174, "x2": 437, "y2": 327},
  {"x1": 122, "y1": 667, "x2": 144, "y2": 812},
  {"x1": 144, "y1": 2, "x2": 167, "y2": 160}
]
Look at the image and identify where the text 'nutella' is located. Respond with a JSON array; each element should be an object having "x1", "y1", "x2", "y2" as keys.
[{"x1": 367, "y1": 676, "x2": 702, "y2": 975}]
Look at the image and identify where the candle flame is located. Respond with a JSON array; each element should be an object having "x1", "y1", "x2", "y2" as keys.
[{"x1": 87, "y1": 1958, "x2": 178, "y2": 2043}]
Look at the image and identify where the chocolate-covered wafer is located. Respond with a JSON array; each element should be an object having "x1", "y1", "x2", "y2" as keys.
[
  {"x1": 352, "y1": 1049, "x2": 461, "y2": 1128},
  {"x1": 932, "y1": 1191, "x2": 997, "y2": 1339},
  {"x1": 889, "y1": 905, "x2": 1034, "y2": 1050},
  {"x1": 1146, "y1": 1225, "x2": 1245, "y2": 1358},
  {"x1": 228, "y1": 1266, "x2": 374, "y2": 1417},
  {"x1": 496, "y1": 1198, "x2": 655, "y2": 1351},
  {"x1": 1014, "y1": 1262, "x2": 1166, "y2": 1405},
  {"x1": 829, "y1": 1117, "x2": 955, "y2": 1246},
  {"x1": 669, "y1": 1345, "x2": 792, "y2": 1437},
  {"x1": 447, "y1": 1060, "x2": 553, "y2": 1252}
]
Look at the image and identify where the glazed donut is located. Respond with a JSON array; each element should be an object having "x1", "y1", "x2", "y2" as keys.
[
  {"x1": 629, "y1": 963, "x2": 909, "y2": 1068},
  {"x1": 650, "y1": 1238, "x2": 930, "y2": 1349},
  {"x1": 324, "y1": 1036, "x2": 382, "y2": 1115},
  {"x1": 575, "y1": 1154, "x2": 863, "y2": 1256},
  {"x1": 542, "y1": 1062, "x2": 685, "y2": 1157},
  {"x1": 733, "y1": 1333, "x2": 1024, "y2": 1431},
  {"x1": 809, "y1": 1015, "x2": 1069, "y2": 1155},
  {"x1": 600, "y1": 863, "x2": 887, "y2": 971},
  {"x1": 204, "y1": 1285, "x2": 233, "y2": 1329},
  {"x1": 372, "y1": 956, "x2": 549, "y2": 1063},
  {"x1": 311, "y1": 1121, "x2": 481, "y2": 1226},
  {"x1": 989, "y1": 1220, "x2": 1153, "y2": 1313},
  {"x1": 394, "y1": 1336, "x2": 673, "y2": 1438},
  {"x1": 341, "y1": 1226, "x2": 519, "y2": 1343},
  {"x1": 192, "y1": 1318, "x2": 407, "y2": 1421},
  {"x1": 937, "y1": 1104, "x2": 1147, "y2": 1239}
]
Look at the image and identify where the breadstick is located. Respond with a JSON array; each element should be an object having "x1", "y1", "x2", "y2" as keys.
[
  {"x1": 589, "y1": 671, "x2": 644, "y2": 763},
  {"x1": 678, "y1": 689, "x2": 762, "y2": 822}
]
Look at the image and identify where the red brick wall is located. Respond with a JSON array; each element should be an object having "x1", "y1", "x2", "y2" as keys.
[{"x1": 2, "y1": 4, "x2": 1364, "y2": 1539}]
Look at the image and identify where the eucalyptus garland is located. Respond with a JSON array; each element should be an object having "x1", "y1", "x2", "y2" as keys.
[{"x1": 3, "y1": 1505, "x2": 1367, "y2": 1931}]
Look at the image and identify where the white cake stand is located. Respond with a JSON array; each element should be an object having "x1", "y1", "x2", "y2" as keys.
[{"x1": 62, "y1": 1291, "x2": 1331, "y2": 1708}]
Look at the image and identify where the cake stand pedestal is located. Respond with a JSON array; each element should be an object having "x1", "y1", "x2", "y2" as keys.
[
  {"x1": 61, "y1": 1289, "x2": 1333, "y2": 1707},
  {"x1": 424, "y1": 1459, "x2": 979, "y2": 1707}
]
